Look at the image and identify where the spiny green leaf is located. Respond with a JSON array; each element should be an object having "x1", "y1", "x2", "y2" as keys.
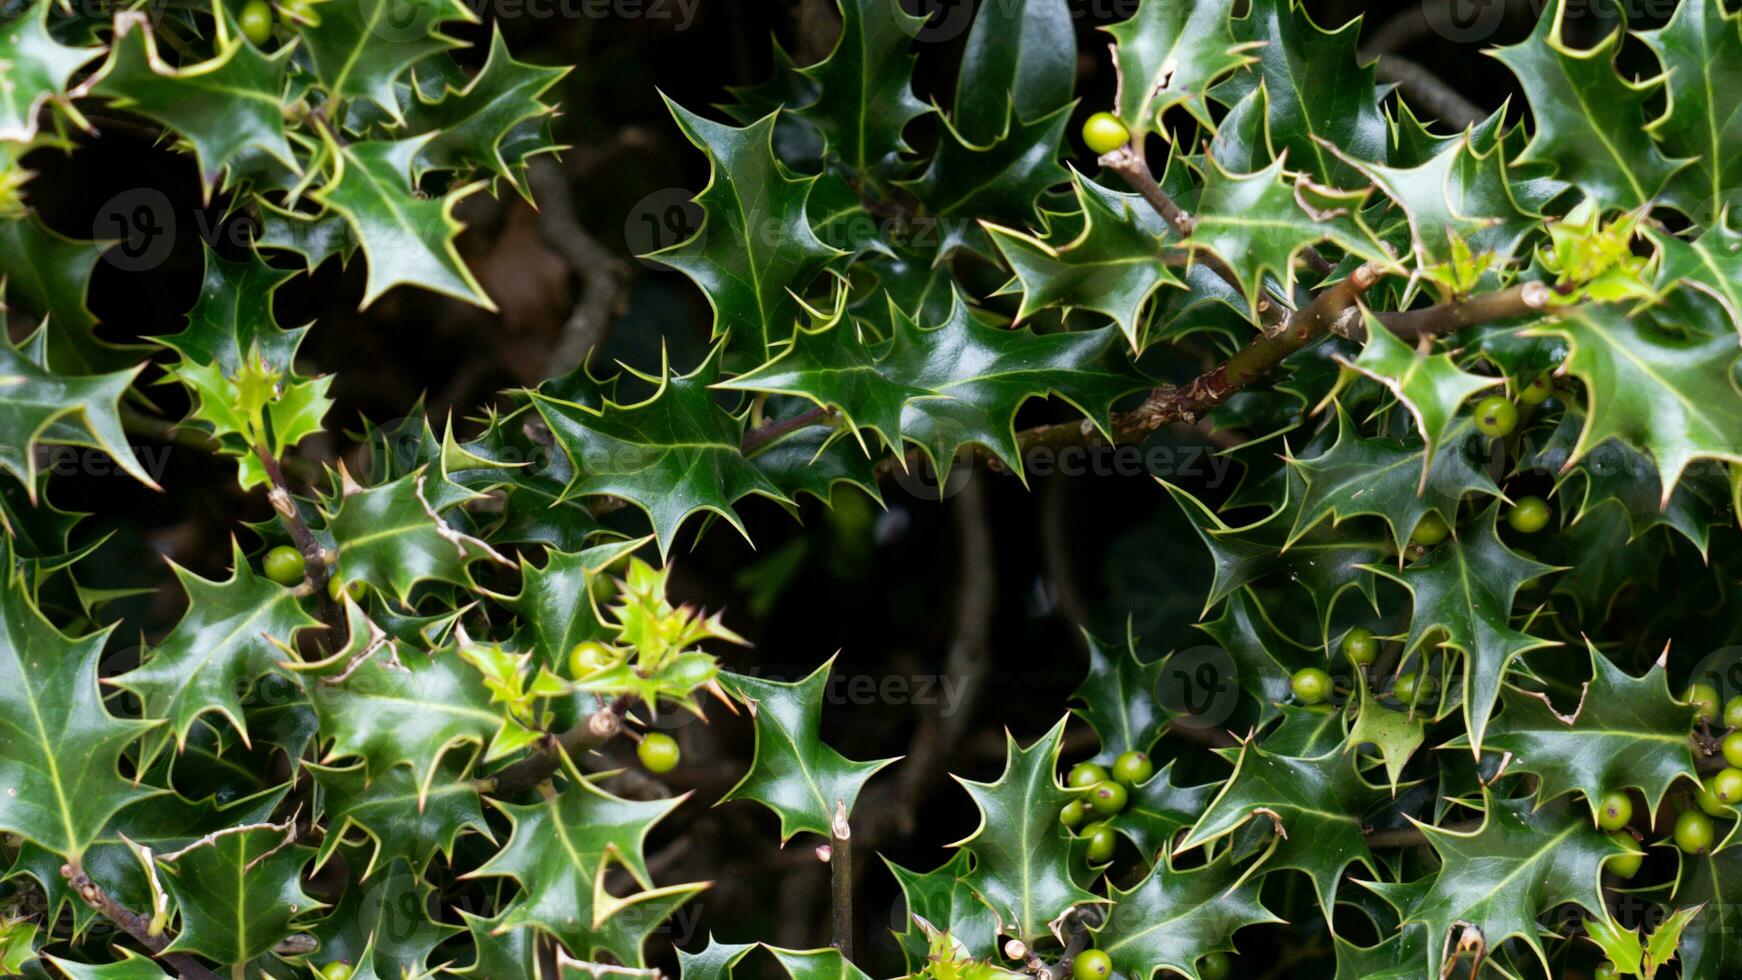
[
  {"x1": 531, "y1": 347, "x2": 789, "y2": 558},
  {"x1": 899, "y1": 104, "x2": 1073, "y2": 260},
  {"x1": 650, "y1": 100, "x2": 843, "y2": 364},
  {"x1": 0, "y1": 0, "x2": 101, "y2": 142},
  {"x1": 1179, "y1": 742, "x2": 1384, "y2": 925},
  {"x1": 1104, "y1": 0, "x2": 1254, "y2": 135},
  {"x1": 954, "y1": 0, "x2": 1075, "y2": 144},
  {"x1": 0, "y1": 321, "x2": 157, "y2": 493},
  {"x1": 307, "y1": 758, "x2": 488, "y2": 877},
  {"x1": 294, "y1": 0, "x2": 474, "y2": 119},
  {"x1": 1343, "y1": 313, "x2": 1503, "y2": 475},
  {"x1": 470, "y1": 762, "x2": 706, "y2": 965},
  {"x1": 985, "y1": 172, "x2": 1181, "y2": 347},
  {"x1": 89, "y1": 13, "x2": 297, "y2": 191},
  {"x1": 0, "y1": 215, "x2": 121, "y2": 374},
  {"x1": 311, "y1": 136, "x2": 496, "y2": 310},
  {"x1": 719, "y1": 658, "x2": 898, "y2": 841},
  {"x1": 110, "y1": 540, "x2": 318, "y2": 749},
  {"x1": 1090, "y1": 852, "x2": 1279, "y2": 980},
  {"x1": 885, "y1": 850, "x2": 999, "y2": 969},
  {"x1": 157, "y1": 822, "x2": 318, "y2": 964},
  {"x1": 1489, "y1": 0, "x2": 1688, "y2": 210},
  {"x1": 1638, "y1": 0, "x2": 1742, "y2": 225},
  {"x1": 1069, "y1": 626, "x2": 1168, "y2": 762},
  {"x1": 951, "y1": 717, "x2": 1097, "y2": 942},
  {"x1": 0, "y1": 572, "x2": 160, "y2": 860},
  {"x1": 326, "y1": 469, "x2": 507, "y2": 605},
  {"x1": 795, "y1": 0, "x2": 929, "y2": 180},
  {"x1": 1476, "y1": 643, "x2": 1697, "y2": 823}
]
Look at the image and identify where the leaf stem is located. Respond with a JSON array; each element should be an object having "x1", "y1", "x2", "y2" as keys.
[
  {"x1": 477, "y1": 697, "x2": 631, "y2": 796},
  {"x1": 61, "y1": 863, "x2": 224, "y2": 980},
  {"x1": 741, "y1": 406, "x2": 836, "y2": 456}
]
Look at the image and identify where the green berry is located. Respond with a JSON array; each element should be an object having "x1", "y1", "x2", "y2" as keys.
[
  {"x1": 1081, "y1": 113, "x2": 1130, "y2": 155},
  {"x1": 1067, "y1": 762, "x2": 1108, "y2": 789},
  {"x1": 567, "y1": 640, "x2": 617, "y2": 678},
  {"x1": 1394, "y1": 672, "x2": 1437, "y2": 703},
  {"x1": 637, "y1": 732, "x2": 680, "y2": 774},
  {"x1": 1111, "y1": 750, "x2": 1153, "y2": 786},
  {"x1": 1696, "y1": 779, "x2": 1731, "y2": 817},
  {"x1": 1506, "y1": 496, "x2": 1552, "y2": 534},
  {"x1": 1676, "y1": 809, "x2": 1716, "y2": 854},
  {"x1": 1596, "y1": 792, "x2": 1632, "y2": 831},
  {"x1": 1074, "y1": 949, "x2": 1112, "y2": 980},
  {"x1": 320, "y1": 964, "x2": 354, "y2": 980},
  {"x1": 1411, "y1": 512, "x2": 1450, "y2": 547},
  {"x1": 1198, "y1": 951, "x2": 1231, "y2": 980},
  {"x1": 1474, "y1": 396, "x2": 1519, "y2": 438},
  {"x1": 1724, "y1": 731, "x2": 1742, "y2": 768},
  {"x1": 1714, "y1": 768, "x2": 1742, "y2": 805},
  {"x1": 1060, "y1": 799, "x2": 1087, "y2": 830},
  {"x1": 1686, "y1": 683, "x2": 1721, "y2": 724},
  {"x1": 1725, "y1": 695, "x2": 1742, "y2": 730},
  {"x1": 1290, "y1": 667, "x2": 1333, "y2": 705},
  {"x1": 1087, "y1": 780, "x2": 1128, "y2": 816},
  {"x1": 239, "y1": 0, "x2": 274, "y2": 44},
  {"x1": 1594, "y1": 963, "x2": 1619, "y2": 980},
  {"x1": 1518, "y1": 373, "x2": 1554, "y2": 405},
  {"x1": 327, "y1": 575, "x2": 364, "y2": 602},
  {"x1": 1084, "y1": 822, "x2": 1116, "y2": 863},
  {"x1": 262, "y1": 545, "x2": 304, "y2": 586},
  {"x1": 1605, "y1": 834, "x2": 1642, "y2": 879},
  {"x1": 1341, "y1": 627, "x2": 1379, "y2": 666}
]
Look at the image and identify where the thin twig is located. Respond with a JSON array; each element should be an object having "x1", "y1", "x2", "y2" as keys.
[
  {"x1": 742, "y1": 406, "x2": 836, "y2": 456},
  {"x1": 1369, "y1": 282, "x2": 1555, "y2": 341},
  {"x1": 476, "y1": 697, "x2": 630, "y2": 796},
  {"x1": 60, "y1": 864, "x2": 223, "y2": 980},
  {"x1": 253, "y1": 444, "x2": 343, "y2": 634},
  {"x1": 827, "y1": 801, "x2": 854, "y2": 960},
  {"x1": 530, "y1": 159, "x2": 630, "y2": 377}
]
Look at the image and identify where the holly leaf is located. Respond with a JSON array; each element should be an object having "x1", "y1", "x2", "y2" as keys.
[
  {"x1": 1195, "y1": 587, "x2": 1318, "y2": 728},
  {"x1": 677, "y1": 936, "x2": 758, "y2": 980},
  {"x1": 307, "y1": 758, "x2": 488, "y2": 877},
  {"x1": 1638, "y1": 0, "x2": 1742, "y2": 225},
  {"x1": 0, "y1": 321, "x2": 157, "y2": 493},
  {"x1": 1183, "y1": 156, "x2": 1390, "y2": 315},
  {"x1": 531, "y1": 348, "x2": 789, "y2": 558},
  {"x1": 1527, "y1": 303, "x2": 1742, "y2": 503},
  {"x1": 326, "y1": 469, "x2": 508, "y2": 605},
  {"x1": 1370, "y1": 505, "x2": 1557, "y2": 754},
  {"x1": 954, "y1": 0, "x2": 1074, "y2": 145},
  {"x1": 1287, "y1": 405, "x2": 1500, "y2": 552},
  {"x1": 303, "y1": 857, "x2": 457, "y2": 978},
  {"x1": 89, "y1": 13, "x2": 297, "y2": 191},
  {"x1": 311, "y1": 136, "x2": 496, "y2": 310},
  {"x1": 765, "y1": 947, "x2": 874, "y2": 980},
  {"x1": 290, "y1": 602, "x2": 506, "y2": 798},
  {"x1": 1107, "y1": 763, "x2": 1216, "y2": 865},
  {"x1": 1178, "y1": 743, "x2": 1384, "y2": 925},
  {"x1": 156, "y1": 823, "x2": 318, "y2": 965},
  {"x1": 156, "y1": 246, "x2": 304, "y2": 375},
  {"x1": 1104, "y1": 0, "x2": 1253, "y2": 136},
  {"x1": 1489, "y1": 0, "x2": 1687, "y2": 210},
  {"x1": 0, "y1": 0, "x2": 101, "y2": 142},
  {"x1": 1342, "y1": 314, "x2": 1503, "y2": 476},
  {"x1": 1652, "y1": 220, "x2": 1742, "y2": 343},
  {"x1": 952, "y1": 717, "x2": 1098, "y2": 942},
  {"x1": 1090, "y1": 853, "x2": 1279, "y2": 980},
  {"x1": 41, "y1": 952, "x2": 171, "y2": 979},
  {"x1": 1476, "y1": 643, "x2": 1697, "y2": 823},
  {"x1": 470, "y1": 762, "x2": 707, "y2": 965},
  {"x1": 498, "y1": 540, "x2": 645, "y2": 672},
  {"x1": 1371, "y1": 795, "x2": 1629, "y2": 978},
  {"x1": 1166, "y1": 478, "x2": 1386, "y2": 640},
  {"x1": 1069, "y1": 626, "x2": 1168, "y2": 762},
  {"x1": 294, "y1": 0, "x2": 473, "y2": 119},
  {"x1": 985, "y1": 172, "x2": 1181, "y2": 347},
  {"x1": 0, "y1": 216, "x2": 124, "y2": 374},
  {"x1": 649, "y1": 100, "x2": 843, "y2": 364},
  {"x1": 718, "y1": 659, "x2": 898, "y2": 841},
  {"x1": 0, "y1": 570, "x2": 160, "y2": 861},
  {"x1": 1674, "y1": 845, "x2": 1742, "y2": 978},
  {"x1": 110, "y1": 540, "x2": 319, "y2": 749},
  {"x1": 795, "y1": 0, "x2": 929, "y2": 180},
  {"x1": 899, "y1": 104, "x2": 1073, "y2": 260},
  {"x1": 885, "y1": 851, "x2": 999, "y2": 968},
  {"x1": 401, "y1": 26, "x2": 567, "y2": 197},
  {"x1": 1225, "y1": 0, "x2": 1387, "y2": 187},
  {"x1": 720, "y1": 291, "x2": 1155, "y2": 479}
]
